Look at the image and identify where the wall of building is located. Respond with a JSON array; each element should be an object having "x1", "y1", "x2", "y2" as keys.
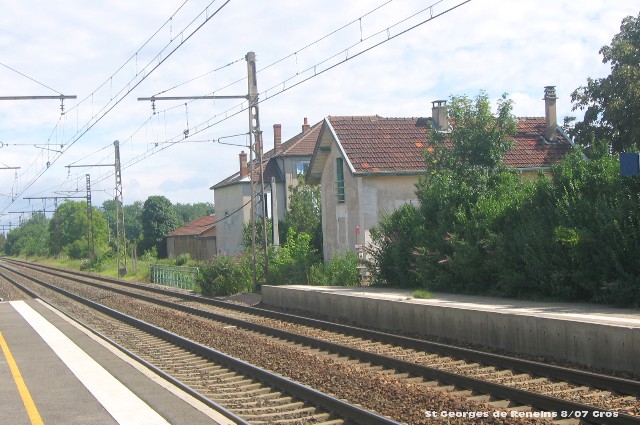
[
  {"x1": 359, "y1": 174, "x2": 419, "y2": 251},
  {"x1": 318, "y1": 143, "x2": 420, "y2": 261},
  {"x1": 167, "y1": 236, "x2": 216, "y2": 260},
  {"x1": 275, "y1": 155, "x2": 312, "y2": 217},
  {"x1": 213, "y1": 183, "x2": 251, "y2": 255}
]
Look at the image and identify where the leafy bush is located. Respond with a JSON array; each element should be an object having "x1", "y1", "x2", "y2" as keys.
[
  {"x1": 80, "y1": 254, "x2": 105, "y2": 272},
  {"x1": 198, "y1": 254, "x2": 252, "y2": 296},
  {"x1": 65, "y1": 239, "x2": 89, "y2": 259},
  {"x1": 368, "y1": 203, "x2": 421, "y2": 287},
  {"x1": 175, "y1": 253, "x2": 191, "y2": 266},
  {"x1": 310, "y1": 251, "x2": 359, "y2": 286},
  {"x1": 268, "y1": 229, "x2": 320, "y2": 285},
  {"x1": 413, "y1": 289, "x2": 432, "y2": 299}
]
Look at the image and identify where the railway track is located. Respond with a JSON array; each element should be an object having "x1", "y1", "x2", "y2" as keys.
[
  {"x1": 2, "y1": 258, "x2": 639, "y2": 424},
  {"x1": 0, "y1": 262, "x2": 398, "y2": 425}
]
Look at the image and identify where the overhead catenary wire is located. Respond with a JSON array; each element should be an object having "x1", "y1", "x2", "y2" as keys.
[
  {"x1": 3, "y1": 0, "x2": 471, "y2": 225},
  {"x1": 0, "y1": 62, "x2": 64, "y2": 95},
  {"x1": 38, "y1": 0, "x2": 473, "y2": 202},
  {"x1": 158, "y1": 0, "x2": 473, "y2": 141},
  {"x1": 1, "y1": 0, "x2": 233, "y2": 217},
  {"x1": 147, "y1": 0, "x2": 397, "y2": 104}
]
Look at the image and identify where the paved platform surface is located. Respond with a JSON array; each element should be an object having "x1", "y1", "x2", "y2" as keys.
[
  {"x1": 281, "y1": 286, "x2": 640, "y2": 328},
  {"x1": 0, "y1": 299, "x2": 234, "y2": 425}
]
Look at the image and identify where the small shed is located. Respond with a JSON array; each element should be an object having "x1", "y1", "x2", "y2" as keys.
[{"x1": 166, "y1": 215, "x2": 216, "y2": 260}]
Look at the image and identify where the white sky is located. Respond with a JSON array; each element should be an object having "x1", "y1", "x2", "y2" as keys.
[{"x1": 0, "y1": 0, "x2": 638, "y2": 229}]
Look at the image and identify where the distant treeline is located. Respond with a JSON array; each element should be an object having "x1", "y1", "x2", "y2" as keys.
[{"x1": 2, "y1": 196, "x2": 213, "y2": 260}]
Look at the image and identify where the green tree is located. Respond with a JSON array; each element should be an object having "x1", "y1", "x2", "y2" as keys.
[
  {"x1": 368, "y1": 204, "x2": 421, "y2": 287},
  {"x1": 571, "y1": 12, "x2": 640, "y2": 152},
  {"x1": 101, "y1": 200, "x2": 144, "y2": 248},
  {"x1": 268, "y1": 228, "x2": 320, "y2": 285},
  {"x1": 242, "y1": 219, "x2": 273, "y2": 248},
  {"x1": 5, "y1": 212, "x2": 50, "y2": 257},
  {"x1": 48, "y1": 201, "x2": 108, "y2": 258},
  {"x1": 140, "y1": 196, "x2": 181, "y2": 257},
  {"x1": 173, "y1": 202, "x2": 214, "y2": 224},
  {"x1": 284, "y1": 176, "x2": 323, "y2": 254},
  {"x1": 369, "y1": 92, "x2": 518, "y2": 289},
  {"x1": 425, "y1": 92, "x2": 516, "y2": 173},
  {"x1": 124, "y1": 201, "x2": 144, "y2": 245}
]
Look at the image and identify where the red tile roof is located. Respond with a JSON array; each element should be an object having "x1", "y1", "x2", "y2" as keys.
[
  {"x1": 328, "y1": 116, "x2": 428, "y2": 173},
  {"x1": 168, "y1": 215, "x2": 216, "y2": 237},
  {"x1": 275, "y1": 122, "x2": 322, "y2": 157},
  {"x1": 211, "y1": 120, "x2": 321, "y2": 189},
  {"x1": 506, "y1": 117, "x2": 572, "y2": 168},
  {"x1": 325, "y1": 115, "x2": 572, "y2": 174}
]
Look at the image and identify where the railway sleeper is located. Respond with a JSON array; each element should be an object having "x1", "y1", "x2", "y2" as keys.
[
  {"x1": 218, "y1": 395, "x2": 297, "y2": 407},
  {"x1": 552, "y1": 419, "x2": 581, "y2": 425},
  {"x1": 240, "y1": 405, "x2": 319, "y2": 420},
  {"x1": 487, "y1": 399, "x2": 511, "y2": 408},
  {"x1": 234, "y1": 401, "x2": 306, "y2": 413},
  {"x1": 429, "y1": 385, "x2": 456, "y2": 392},
  {"x1": 201, "y1": 378, "x2": 257, "y2": 389},
  {"x1": 203, "y1": 382, "x2": 264, "y2": 393},
  {"x1": 208, "y1": 386, "x2": 277, "y2": 399},
  {"x1": 249, "y1": 413, "x2": 338, "y2": 425}
]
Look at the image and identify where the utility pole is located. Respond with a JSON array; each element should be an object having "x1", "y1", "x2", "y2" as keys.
[
  {"x1": 138, "y1": 51, "x2": 269, "y2": 290},
  {"x1": 86, "y1": 174, "x2": 94, "y2": 260},
  {"x1": 65, "y1": 141, "x2": 126, "y2": 274},
  {"x1": 246, "y1": 52, "x2": 269, "y2": 288},
  {"x1": 114, "y1": 140, "x2": 126, "y2": 276}
]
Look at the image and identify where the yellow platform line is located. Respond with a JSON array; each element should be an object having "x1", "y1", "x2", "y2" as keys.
[{"x1": 0, "y1": 331, "x2": 44, "y2": 425}]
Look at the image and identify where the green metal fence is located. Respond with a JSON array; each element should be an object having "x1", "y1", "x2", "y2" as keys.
[{"x1": 150, "y1": 264, "x2": 199, "y2": 290}]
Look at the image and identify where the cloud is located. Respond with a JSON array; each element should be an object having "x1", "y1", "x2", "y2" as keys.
[{"x1": 1, "y1": 0, "x2": 638, "y2": 225}]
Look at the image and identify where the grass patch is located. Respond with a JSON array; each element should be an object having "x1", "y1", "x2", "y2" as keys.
[
  {"x1": 413, "y1": 289, "x2": 433, "y2": 299},
  {"x1": 13, "y1": 255, "x2": 154, "y2": 283}
]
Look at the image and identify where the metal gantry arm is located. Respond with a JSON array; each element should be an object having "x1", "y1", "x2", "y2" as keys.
[
  {"x1": 0, "y1": 95, "x2": 77, "y2": 112},
  {"x1": 137, "y1": 51, "x2": 268, "y2": 290}
]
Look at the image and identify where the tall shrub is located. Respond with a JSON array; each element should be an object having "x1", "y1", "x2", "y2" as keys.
[
  {"x1": 198, "y1": 254, "x2": 252, "y2": 296},
  {"x1": 368, "y1": 203, "x2": 421, "y2": 287}
]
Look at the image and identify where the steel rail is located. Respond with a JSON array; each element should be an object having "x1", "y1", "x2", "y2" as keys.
[
  {"x1": 0, "y1": 269, "x2": 250, "y2": 425},
  {"x1": 2, "y1": 260, "x2": 638, "y2": 424},
  {"x1": 1, "y1": 263, "x2": 401, "y2": 425},
  {"x1": 4, "y1": 257, "x2": 639, "y2": 397}
]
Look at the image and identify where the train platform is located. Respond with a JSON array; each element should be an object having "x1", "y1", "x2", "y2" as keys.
[
  {"x1": 0, "y1": 299, "x2": 234, "y2": 425},
  {"x1": 261, "y1": 285, "x2": 640, "y2": 376}
]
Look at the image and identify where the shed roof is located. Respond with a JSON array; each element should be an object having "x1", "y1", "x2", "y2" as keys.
[{"x1": 168, "y1": 215, "x2": 216, "y2": 237}]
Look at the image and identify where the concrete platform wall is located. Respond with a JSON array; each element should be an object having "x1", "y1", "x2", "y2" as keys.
[{"x1": 261, "y1": 286, "x2": 639, "y2": 376}]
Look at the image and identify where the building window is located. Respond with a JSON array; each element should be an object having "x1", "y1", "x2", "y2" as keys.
[
  {"x1": 257, "y1": 192, "x2": 271, "y2": 218},
  {"x1": 296, "y1": 161, "x2": 310, "y2": 175},
  {"x1": 336, "y1": 157, "x2": 345, "y2": 203}
]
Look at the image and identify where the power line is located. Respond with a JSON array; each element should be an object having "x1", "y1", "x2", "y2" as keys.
[
  {"x1": 0, "y1": 62, "x2": 64, "y2": 95},
  {"x1": 0, "y1": 0, "x2": 233, "y2": 217},
  {"x1": 149, "y1": 0, "x2": 397, "y2": 103},
  {"x1": 2, "y1": 0, "x2": 471, "y2": 226},
  {"x1": 44, "y1": 0, "x2": 473, "y2": 197},
  {"x1": 152, "y1": 56, "x2": 245, "y2": 97},
  {"x1": 178, "y1": 0, "x2": 474, "y2": 140}
]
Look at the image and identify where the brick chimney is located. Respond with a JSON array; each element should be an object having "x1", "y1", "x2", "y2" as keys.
[
  {"x1": 544, "y1": 86, "x2": 557, "y2": 142},
  {"x1": 273, "y1": 124, "x2": 282, "y2": 155},
  {"x1": 239, "y1": 151, "x2": 248, "y2": 177},
  {"x1": 431, "y1": 100, "x2": 448, "y2": 131},
  {"x1": 302, "y1": 117, "x2": 310, "y2": 134}
]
